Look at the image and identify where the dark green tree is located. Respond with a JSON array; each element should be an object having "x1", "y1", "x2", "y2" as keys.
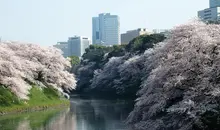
[
  {"x1": 68, "y1": 55, "x2": 80, "y2": 65},
  {"x1": 126, "y1": 34, "x2": 166, "y2": 53}
]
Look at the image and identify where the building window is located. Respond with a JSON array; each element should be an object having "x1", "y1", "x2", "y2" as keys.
[
  {"x1": 70, "y1": 38, "x2": 78, "y2": 40},
  {"x1": 204, "y1": 17, "x2": 212, "y2": 20},
  {"x1": 96, "y1": 33, "x2": 99, "y2": 40},
  {"x1": 204, "y1": 10, "x2": 211, "y2": 13},
  {"x1": 204, "y1": 13, "x2": 211, "y2": 16}
]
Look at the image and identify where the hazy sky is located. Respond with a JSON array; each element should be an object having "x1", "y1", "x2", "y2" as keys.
[{"x1": 0, "y1": 0, "x2": 208, "y2": 46}]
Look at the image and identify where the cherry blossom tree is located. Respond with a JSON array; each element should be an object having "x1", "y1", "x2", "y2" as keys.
[
  {"x1": 127, "y1": 20, "x2": 220, "y2": 130},
  {"x1": 0, "y1": 41, "x2": 76, "y2": 99},
  {"x1": 90, "y1": 56, "x2": 125, "y2": 94}
]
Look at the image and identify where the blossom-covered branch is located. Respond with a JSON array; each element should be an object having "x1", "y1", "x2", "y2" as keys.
[{"x1": 0, "y1": 41, "x2": 76, "y2": 99}]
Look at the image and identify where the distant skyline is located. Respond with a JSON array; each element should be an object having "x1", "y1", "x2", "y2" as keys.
[{"x1": 0, "y1": 0, "x2": 208, "y2": 46}]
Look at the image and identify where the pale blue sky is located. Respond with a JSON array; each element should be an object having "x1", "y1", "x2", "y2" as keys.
[{"x1": 0, "y1": 0, "x2": 208, "y2": 46}]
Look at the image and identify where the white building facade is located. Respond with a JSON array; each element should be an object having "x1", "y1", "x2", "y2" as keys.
[
  {"x1": 54, "y1": 36, "x2": 91, "y2": 57},
  {"x1": 198, "y1": 0, "x2": 220, "y2": 22},
  {"x1": 68, "y1": 36, "x2": 91, "y2": 57},
  {"x1": 92, "y1": 13, "x2": 120, "y2": 46},
  {"x1": 152, "y1": 29, "x2": 171, "y2": 38},
  {"x1": 53, "y1": 42, "x2": 69, "y2": 57}
]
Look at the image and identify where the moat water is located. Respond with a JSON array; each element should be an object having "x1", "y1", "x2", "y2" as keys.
[{"x1": 0, "y1": 95, "x2": 134, "y2": 130}]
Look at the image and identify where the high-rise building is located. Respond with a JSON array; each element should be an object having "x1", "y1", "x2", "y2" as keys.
[
  {"x1": 92, "y1": 13, "x2": 120, "y2": 46},
  {"x1": 53, "y1": 42, "x2": 69, "y2": 57},
  {"x1": 121, "y1": 28, "x2": 150, "y2": 44},
  {"x1": 198, "y1": 0, "x2": 220, "y2": 22},
  {"x1": 54, "y1": 36, "x2": 91, "y2": 58},
  {"x1": 68, "y1": 36, "x2": 91, "y2": 57},
  {"x1": 210, "y1": 0, "x2": 220, "y2": 8}
]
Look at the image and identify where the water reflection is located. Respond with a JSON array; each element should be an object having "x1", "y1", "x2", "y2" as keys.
[{"x1": 0, "y1": 96, "x2": 133, "y2": 130}]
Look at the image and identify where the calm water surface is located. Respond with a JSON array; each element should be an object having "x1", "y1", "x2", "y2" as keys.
[{"x1": 0, "y1": 95, "x2": 134, "y2": 130}]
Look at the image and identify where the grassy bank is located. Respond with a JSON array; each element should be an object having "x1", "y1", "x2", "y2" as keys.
[{"x1": 0, "y1": 86, "x2": 69, "y2": 115}]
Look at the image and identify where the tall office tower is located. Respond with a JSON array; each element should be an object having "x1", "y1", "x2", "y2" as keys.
[
  {"x1": 53, "y1": 42, "x2": 69, "y2": 57},
  {"x1": 92, "y1": 13, "x2": 120, "y2": 46},
  {"x1": 210, "y1": 0, "x2": 220, "y2": 8},
  {"x1": 68, "y1": 36, "x2": 91, "y2": 57},
  {"x1": 198, "y1": 0, "x2": 220, "y2": 22}
]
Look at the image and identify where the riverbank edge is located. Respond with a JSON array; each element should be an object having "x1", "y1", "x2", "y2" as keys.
[{"x1": 0, "y1": 100, "x2": 70, "y2": 116}]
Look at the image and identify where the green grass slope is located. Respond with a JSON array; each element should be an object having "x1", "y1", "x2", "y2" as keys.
[{"x1": 0, "y1": 85, "x2": 69, "y2": 114}]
